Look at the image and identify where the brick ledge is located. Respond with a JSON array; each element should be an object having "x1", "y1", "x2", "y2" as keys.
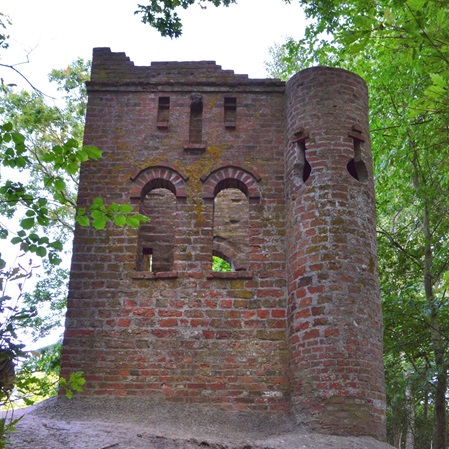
[
  {"x1": 206, "y1": 271, "x2": 253, "y2": 280},
  {"x1": 131, "y1": 271, "x2": 178, "y2": 280}
]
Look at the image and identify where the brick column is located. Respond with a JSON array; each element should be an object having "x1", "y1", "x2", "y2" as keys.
[{"x1": 285, "y1": 67, "x2": 386, "y2": 439}]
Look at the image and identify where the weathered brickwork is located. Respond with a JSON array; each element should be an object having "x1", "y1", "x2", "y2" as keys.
[{"x1": 60, "y1": 48, "x2": 386, "y2": 440}]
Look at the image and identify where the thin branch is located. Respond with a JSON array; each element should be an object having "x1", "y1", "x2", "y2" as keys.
[
  {"x1": 0, "y1": 63, "x2": 54, "y2": 99},
  {"x1": 377, "y1": 227, "x2": 423, "y2": 268}
]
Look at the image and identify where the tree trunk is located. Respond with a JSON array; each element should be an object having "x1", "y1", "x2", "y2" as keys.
[
  {"x1": 405, "y1": 370, "x2": 415, "y2": 449},
  {"x1": 422, "y1": 203, "x2": 447, "y2": 449}
]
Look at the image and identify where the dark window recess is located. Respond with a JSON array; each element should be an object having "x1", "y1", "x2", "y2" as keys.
[
  {"x1": 189, "y1": 94, "x2": 203, "y2": 143},
  {"x1": 142, "y1": 248, "x2": 153, "y2": 271},
  {"x1": 347, "y1": 128, "x2": 368, "y2": 182},
  {"x1": 291, "y1": 130, "x2": 311, "y2": 184},
  {"x1": 297, "y1": 140, "x2": 311, "y2": 183},
  {"x1": 157, "y1": 97, "x2": 170, "y2": 128},
  {"x1": 224, "y1": 97, "x2": 237, "y2": 129}
]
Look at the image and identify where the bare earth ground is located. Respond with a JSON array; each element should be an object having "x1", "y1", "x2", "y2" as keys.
[{"x1": 4, "y1": 397, "x2": 395, "y2": 449}]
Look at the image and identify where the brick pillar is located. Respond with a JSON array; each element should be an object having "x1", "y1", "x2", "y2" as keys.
[{"x1": 285, "y1": 67, "x2": 386, "y2": 439}]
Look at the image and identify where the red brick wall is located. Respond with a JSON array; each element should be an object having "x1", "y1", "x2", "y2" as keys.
[
  {"x1": 60, "y1": 48, "x2": 386, "y2": 439},
  {"x1": 285, "y1": 67, "x2": 385, "y2": 438},
  {"x1": 61, "y1": 49, "x2": 289, "y2": 413}
]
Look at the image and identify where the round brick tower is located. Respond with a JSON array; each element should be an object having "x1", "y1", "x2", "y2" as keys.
[{"x1": 285, "y1": 67, "x2": 386, "y2": 439}]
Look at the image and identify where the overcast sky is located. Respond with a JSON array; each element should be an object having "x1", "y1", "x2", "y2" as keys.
[{"x1": 2, "y1": 0, "x2": 306, "y2": 96}]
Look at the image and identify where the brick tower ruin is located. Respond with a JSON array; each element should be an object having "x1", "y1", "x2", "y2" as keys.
[{"x1": 61, "y1": 48, "x2": 386, "y2": 440}]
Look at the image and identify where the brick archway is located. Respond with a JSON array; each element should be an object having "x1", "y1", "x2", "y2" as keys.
[
  {"x1": 201, "y1": 165, "x2": 261, "y2": 200},
  {"x1": 130, "y1": 165, "x2": 188, "y2": 200}
]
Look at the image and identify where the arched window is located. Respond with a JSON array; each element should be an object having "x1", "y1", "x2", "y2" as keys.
[
  {"x1": 136, "y1": 183, "x2": 176, "y2": 272},
  {"x1": 212, "y1": 183, "x2": 249, "y2": 271},
  {"x1": 130, "y1": 165, "x2": 188, "y2": 274}
]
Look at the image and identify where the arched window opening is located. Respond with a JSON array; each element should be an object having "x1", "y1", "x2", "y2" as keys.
[
  {"x1": 213, "y1": 187, "x2": 249, "y2": 271},
  {"x1": 136, "y1": 187, "x2": 176, "y2": 272}
]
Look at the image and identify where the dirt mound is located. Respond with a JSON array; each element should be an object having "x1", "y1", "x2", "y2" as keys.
[{"x1": 5, "y1": 397, "x2": 394, "y2": 449}]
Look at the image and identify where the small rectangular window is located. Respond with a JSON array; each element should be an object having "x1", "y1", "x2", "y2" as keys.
[
  {"x1": 142, "y1": 247, "x2": 153, "y2": 271},
  {"x1": 224, "y1": 97, "x2": 237, "y2": 129},
  {"x1": 157, "y1": 97, "x2": 170, "y2": 129},
  {"x1": 189, "y1": 96, "x2": 203, "y2": 143}
]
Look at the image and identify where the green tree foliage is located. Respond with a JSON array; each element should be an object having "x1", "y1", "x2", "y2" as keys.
[
  {"x1": 262, "y1": 1, "x2": 449, "y2": 448},
  {"x1": 0, "y1": 51, "x2": 147, "y2": 445},
  {"x1": 212, "y1": 255, "x2": 232, "y2": 272},
  {"x1": 135, "y1": 0, "x2": 236, "y2": 38}
]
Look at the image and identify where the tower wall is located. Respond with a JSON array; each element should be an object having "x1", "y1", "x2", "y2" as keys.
[
  {"x1": 60, "y1": 49, "x2": 386, "y2": 440},
  {"x1": 61, "y1": 48, "x2": 290, "y2": 412},
  {"x1": 285, "y1": 67, "x2": 386, "y2": 438}
]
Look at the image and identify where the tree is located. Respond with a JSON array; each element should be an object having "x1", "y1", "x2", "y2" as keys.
[
  {"x1": 262, "y1": 1, "x2": 449, "y2": 448},
  {"x1": 0, "y1": 31, "x2": 147, "y2": 445},
  {"x1": 135, "y1": 0, "x2": 236, "y2": 38}
]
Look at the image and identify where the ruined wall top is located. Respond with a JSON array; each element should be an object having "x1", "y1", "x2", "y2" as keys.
[{"x1": 89, "y1": 47, "x2": 285, "y2": 91}]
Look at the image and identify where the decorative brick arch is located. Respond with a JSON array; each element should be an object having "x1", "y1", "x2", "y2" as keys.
[
  {"x1": 201, "y1": 165, "x2": 261, "y2": 200},
  {"x1": 130, "y1": 165, "x2": 188, "y2": 200}
]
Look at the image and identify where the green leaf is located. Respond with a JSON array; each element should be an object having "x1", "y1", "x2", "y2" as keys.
[
  {"x1": 108, "y1": 202, "x2": 119, "y2": 213},
  {"x1": 28, "y1": 233, "x2": 39, "y2": 242},
  {"x1": 48, "y1": 240, "x2": 63, "y2": 250},
  {"x1": 93, "y1": 216, "x2": 107, "y2": 230},
  {"x1": 92, "y1": 197, "x2": 104, "y2": 208},
  {"x1": 65, "y1": 138, "x2": 78, "y2": 148},
  {"x1": 36, "y1": 247, "x2": 47, "y2": 257},
  {"x1": 20, "y1": 217, "x2": 35, "y2": 230},
  {"x1": 119, "y1": 203, "x2": 134, "y2": 214},
  {"x1": 126, "y1": 216, "x2": 140, "y2": 228},
  {"x1": 54, "y1": 178, "x2": 66, "y2": 191},
  {"x1": 12, "y1": 132, "x2": 26, "y2": 144},
  {"x1": 114, "y1": 215, "x2": 127, "y2": 227},
  {"x1": 49, "y1": 252, "x2": 62, "y2": 265},
  {"x1": 84, "y1": 145, "x2": 102, "y2": 160},
  {"x1": 16, "y1": 157, "x2": 27, "y2": 168},
  {"x1": 76, "y1": 215, "x2": 90, "y2": 227},
  {"x1": 66, "y1": 162, "x2": 79, "y2": 175}
]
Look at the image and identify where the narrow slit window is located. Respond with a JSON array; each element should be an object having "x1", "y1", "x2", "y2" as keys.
[
  {"x1": 142, "y1": 248, "x2": 153, "y2": 271},
  {"x1": 157, "y1": 96, "x2": 170, "y2": 128},
  {"x1": 189, "y1": 95, "x2": 203, "y2": 143},
  {"x1": 347, "y1": 128, "x2": 368, "y2": 182},
  {"x1": 224, "y1": 97, "x2": 237, "y2": 129},
  {"x1": 297, "y1": 140, "x2": 311, "y2": 183}
]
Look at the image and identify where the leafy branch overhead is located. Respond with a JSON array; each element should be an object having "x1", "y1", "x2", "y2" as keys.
[
  {"x1": 0, "y1": 122, "x2": 147, "y2": 263},
  {"x1": 135, "y1": 0, "x2": 236, "y2": 37},
  {"x1": 0, "y1": 58, "x2": 148, "y2": 437}
]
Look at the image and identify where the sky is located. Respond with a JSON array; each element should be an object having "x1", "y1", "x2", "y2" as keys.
[{"x1": 2, "y1": 0, "x2": 306, "y2": 97}]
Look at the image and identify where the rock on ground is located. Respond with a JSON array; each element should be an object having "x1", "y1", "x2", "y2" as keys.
[{"x1": 4, "y1": 397, "x2": 395, "y2": 449}]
